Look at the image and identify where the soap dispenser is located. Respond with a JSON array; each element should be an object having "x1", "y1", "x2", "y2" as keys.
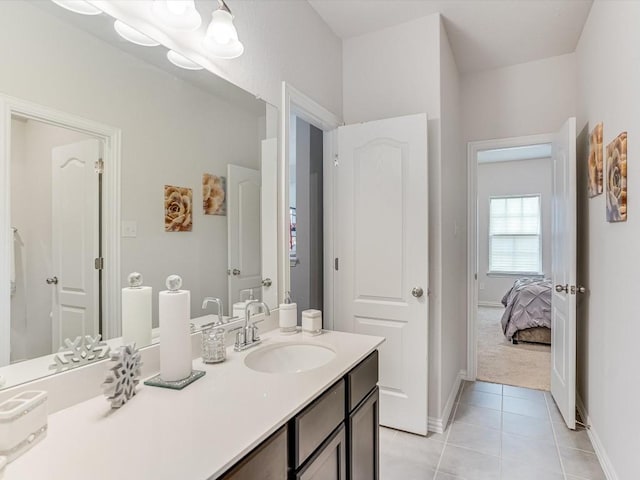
[{"x1": 279, "y1": 291, "x2": 298, "y2": 334}]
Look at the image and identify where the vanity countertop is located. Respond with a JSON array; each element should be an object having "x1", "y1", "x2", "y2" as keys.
[{"x1": 4, "y1": 329, "x2": 384, "y2": 480}]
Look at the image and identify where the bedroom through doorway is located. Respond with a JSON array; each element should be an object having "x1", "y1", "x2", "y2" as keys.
[{"x1": 470, "y1": 139, "x2": 553, "y2": 391}]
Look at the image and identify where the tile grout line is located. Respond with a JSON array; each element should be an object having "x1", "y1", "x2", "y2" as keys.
[
  {"x1": 433, "y1": 380, "x2": 465, "y2": 478},
  {"x1": 545, "y1": 392, "x2": 569, "y2": 480}
]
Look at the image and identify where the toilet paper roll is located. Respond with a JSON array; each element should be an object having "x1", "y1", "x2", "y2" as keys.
[
  {"x1": 122, "y1": 286, "x2": 152, "y2": 347},
  {"x1": 159, "y1": 289, "x2": 192, "y2": 382}
]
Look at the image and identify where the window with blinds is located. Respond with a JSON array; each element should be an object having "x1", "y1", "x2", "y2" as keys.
[{"x1": 489, "y1": 195, "x2": 542, "y2": 274}]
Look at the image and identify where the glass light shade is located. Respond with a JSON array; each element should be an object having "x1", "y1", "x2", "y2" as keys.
[
  {"x1": 152, "y1": 0, "x2": 202, "y2": 31},
  {"x1": 51, "y1": 0, "x2": 101, "y2": 16},
  {"x1": 114, "y1": 20, "x2": 161, "y2": 47},
  {"x1": 203, "y1": 9, "x2": 244, "y2": 59},
  {"x1": 167, "y1": 50, "x2": 204, "y2": 70},
  {"x1": 207, "y1": 9, "x2": 237, "y2": 44}
]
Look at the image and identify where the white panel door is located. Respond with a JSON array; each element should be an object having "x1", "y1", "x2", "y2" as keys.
[
  {"x1": 336, "y1": 113, "x2": 429, "y2": 435},
  {"x1": 51, "y1": 139, "x2": 100, "y2": 351},
  {"x1": 261, "y1": 139, "x2": 278, "y2": 310},
  {"x1": 227, "y1": 164, "x2": 261, "y2": 309},
  {"x1": 551, "y1": 117, "x2": 577, "y2": 430}
]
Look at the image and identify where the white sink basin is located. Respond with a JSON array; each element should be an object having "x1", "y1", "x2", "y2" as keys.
[{"x1": 244, "y1": 343, "x2": 336, "y2": 374}]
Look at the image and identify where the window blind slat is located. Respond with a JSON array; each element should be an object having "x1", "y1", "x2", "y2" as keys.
[{"x1": 489, "y1": 196, "x2": 542, "y2": 273}]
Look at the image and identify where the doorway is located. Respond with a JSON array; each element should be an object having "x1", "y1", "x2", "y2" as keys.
[
  {"x1": 473, "y1": 141, "x2": 553, "y2": 390},
  {"x1": 9, "y1": 116, "x2": 102, "y2": 361},
  {"x1": 288, "y1": 116, "x2": 324, "y2": 323},
  {"x1": 0, "y1": 95, "x2": 121, "y2": 367}
]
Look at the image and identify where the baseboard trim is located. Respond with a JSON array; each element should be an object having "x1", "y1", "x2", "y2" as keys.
[
  {"x1": 576, "y1": 395, "x2": 619, "y2": 480},
  {"x1": 478, "y1": 301, "x2": 503, "y2": 308},
  {"x1": 428, "y1": 370, "x2": 465, "y2": 434}
]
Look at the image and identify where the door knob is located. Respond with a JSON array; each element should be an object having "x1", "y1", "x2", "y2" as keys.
[
  {"x1": 46, "y1": 276, "x2": 58, "y2": 285},
  {"x1": 232, "y1": 269, "x2": 241, "y2": 276},
  {"x1": 555, "y1": 284, "x2": 568, "y2": 293},
  {"x1": 576, "y1": 285, "x2": 586, "y2": 294},
  {"x1": 261, "y1": 278, "x2": 272, "y2": 287},
  {"x1": 411, "y1": 287, "x2": 424, "y2": 298}
]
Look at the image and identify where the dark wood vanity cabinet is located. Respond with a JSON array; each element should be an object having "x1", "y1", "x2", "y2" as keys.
[
  {"x1": 292, "y1": 350, "x2": 379, "y2": 480},
  {"x1": 219, "y1": 350, "x2": 379, "y2": 480},
  {"x1": 347, "y1": 387, "x2": 379, "y2": 480},
  {"x1": 345, "y1": 351, "x2": 379, "y2": 480},
  {"x1": 221, "y1": 425, "x2": 288, "y2": 479}
]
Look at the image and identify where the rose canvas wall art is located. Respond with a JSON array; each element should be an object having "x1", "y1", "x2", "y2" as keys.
[
  {"x1": 164, "y1": 185, "x2": 193, "y2": 231},
  {"x1": 606, "y1": 132, "x2": 627, "y2": 222},
  {"x1": 203, "y1": 173, "x2": 226, "y2": 216},
  {"x1": 588, "y1": 122, "x2": 604, "y2": 197}
]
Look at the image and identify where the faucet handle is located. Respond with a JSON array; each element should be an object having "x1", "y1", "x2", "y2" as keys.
[
  {"x1": 229, "y1": 326, "x2": 245, "y2": 349},
  {"x1": 248, "y1": 324, "x2": 260, "y2": 343}
]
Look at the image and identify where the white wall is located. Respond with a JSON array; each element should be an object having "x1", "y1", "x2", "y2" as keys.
[
  {"x1": 10, "y1": 119, "x2": 93, "y2": 360},
  {"x1": 0, "y1": 2, "x2": 262, "y2": 331},
  {"x1": 438, "y1": 18, "x2": 467, "y2": 425},
  {"x1": 96, "y1": 0, "x2": 343, "y2": 119},
  {"x1": 343, "y1": 14, "x2": 466, "y2": 424},
  {"x1": 462, "y1": 53, "x2": 577, "y2": 143},
  {"x1": 575, "y1": 2, "x2": 640, "y2": 478},
  {"x1": 477, "y1": 158, "x2": 552, "y2": 304}
]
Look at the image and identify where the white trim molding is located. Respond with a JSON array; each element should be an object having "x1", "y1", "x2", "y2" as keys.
[
  {"x1": 0, "y1": 94, "x2": 122, "y2": 366},
  {"x1": 477, "y1": 301, "x2": 503, "y2": 308},
  {"x1": 576, "y1": 395, "x2": 619, "y2": 480},
  {"x1": 467, "y1": 133, "x2": 553, "y2": 380},
  {"x1": 428, "y1": 370, "x2": 465, "y2": 434},
  {"x1": 279, "y1": 82, "x2": 341, "y2": 323}
]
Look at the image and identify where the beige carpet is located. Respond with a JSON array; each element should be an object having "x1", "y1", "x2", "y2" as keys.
[{"x1": 477, "y1": 306, "x2": 551, "y2": 391}]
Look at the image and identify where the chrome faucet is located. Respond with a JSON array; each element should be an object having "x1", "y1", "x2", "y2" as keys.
[
  {"x1": 233, "y1": 300, "x2": 270, "y2": 351},
  {"x1": 202, "y1": 297, "x2": 224, "y2": 327}
]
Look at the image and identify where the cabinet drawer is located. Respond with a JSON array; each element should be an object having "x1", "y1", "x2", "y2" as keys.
[
  {"x1": 292, "y1": 379, "x2": 345, "y2": 468},
  {"x1": 221, "y1": 425, "x2": 288, "y2": 480},
  {"x1": 346, "y1": 351, "x2": 378, "y2": 412}
]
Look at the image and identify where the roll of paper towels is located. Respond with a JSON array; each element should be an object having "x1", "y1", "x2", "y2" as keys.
[
  {"x1": 159, "y1": 286, "x2": 191, "y2": 382},
  {"x1": 122, "y1": 286, "x2": 152, "y2": 347}
]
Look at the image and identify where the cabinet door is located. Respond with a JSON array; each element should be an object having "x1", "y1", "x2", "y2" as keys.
[
  {"x1": 348, "y1": 387, "x2": 379, "y2": 480},
  {"x1": 295, "y1": 425, "x2": 346, "y2": 480},
  {"x1": 222, "y1": 426, "x2": 287, "y2": 480}
]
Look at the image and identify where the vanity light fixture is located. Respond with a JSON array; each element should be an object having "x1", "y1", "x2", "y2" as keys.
[
  {"x1": 114, "y1": 20, "x2": 161, "y2": 47},
  {"x1": 203, "y1": 0, "x2": 244, "y2": 59},
  {"x1": 167, "y1": 50, "x2": 204, "y2": 70},
  {"x1": 51, "y1": 0, "x2": 101, "y2": 16},
  {"x1": 152, "y1": 0, "x2": 202, "y2": 31}
]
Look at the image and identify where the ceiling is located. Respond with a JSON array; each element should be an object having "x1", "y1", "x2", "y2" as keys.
[{"x1": 308, "y1": 0, "x2": 593, "y2": 74}]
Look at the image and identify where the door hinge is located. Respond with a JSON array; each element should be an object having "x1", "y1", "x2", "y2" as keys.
[
  {"x1": 95, "y1": 159, "x2": 104, "y2": 174},
  {"x1": 334, "y1": 154, "x2": 339, "y2": 167},
  {"x1": 94, "y1": 257, "x2": 104, "y2": 270},
  {"x1": 334, "y1": 258, "x2": 339, "y2": 271}
]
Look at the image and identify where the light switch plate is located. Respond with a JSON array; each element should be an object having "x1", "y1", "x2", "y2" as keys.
[{"x1": 122, "y1": 221, "x2": 137, "y2": 238}]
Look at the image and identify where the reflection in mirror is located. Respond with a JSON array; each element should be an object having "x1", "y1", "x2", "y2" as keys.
[
  {"x1": 0, "y1": 1, "x2": 278, "y2": 390},
  {"x1": 288, "y1": 116, "x2": 324, "y2": 324}
]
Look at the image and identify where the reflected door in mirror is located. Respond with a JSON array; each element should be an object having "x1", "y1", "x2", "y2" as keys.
[{"x1": 52, "y1": 139, "x2": 101, "y2": 352}]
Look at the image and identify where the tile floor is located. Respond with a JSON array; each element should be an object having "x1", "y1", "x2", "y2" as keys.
[{"x1": 380, "y1": 381, "x2": 605, "y2": 480}]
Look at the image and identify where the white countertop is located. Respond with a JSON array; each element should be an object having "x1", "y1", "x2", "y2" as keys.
[
  {"x1": 4, "y1": 329, "x2": 383, "y2": 480},
  {"x1": 0, "y1": 314, "x2": 234, "y2": 392}
]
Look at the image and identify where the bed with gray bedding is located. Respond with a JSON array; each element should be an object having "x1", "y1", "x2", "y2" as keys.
[{"x1": 501, "y1": 278, "x2": 552, "y2": 345}]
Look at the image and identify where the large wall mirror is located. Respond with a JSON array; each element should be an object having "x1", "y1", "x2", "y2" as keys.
[{"x1": 0, "y1": 1, "x2": 278, "y2": 390}]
